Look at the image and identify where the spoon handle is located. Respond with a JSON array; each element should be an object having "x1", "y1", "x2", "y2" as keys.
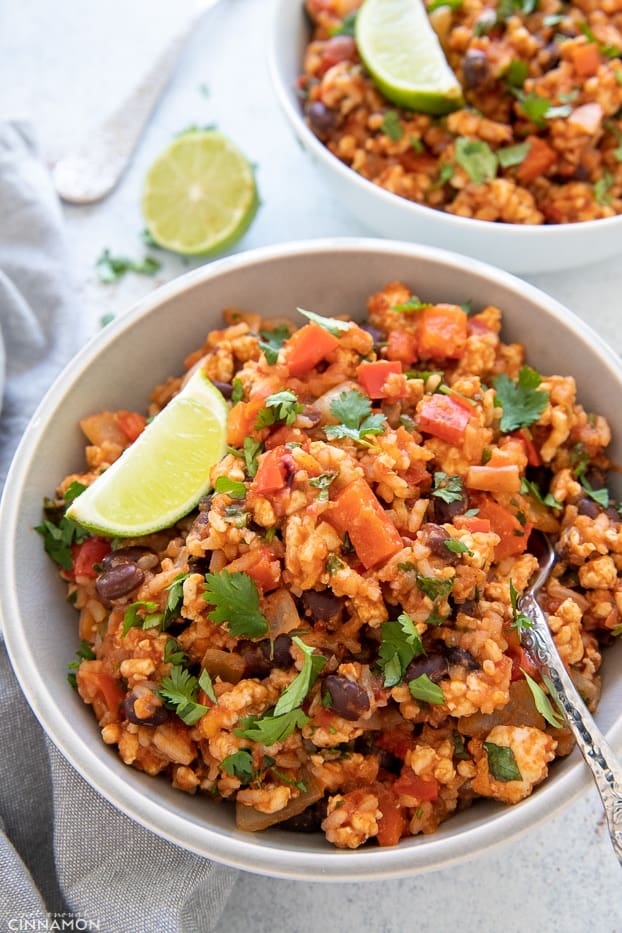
[{"x1": 520, "y1": 591, "x2": 622, "y2": 865}]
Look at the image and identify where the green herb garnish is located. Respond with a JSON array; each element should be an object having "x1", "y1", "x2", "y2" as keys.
[
  {"x1": 221, "y1": 749, "x2": 256, "y2": 783},
  {"x1": 498, "y1": 141, "x2": 532, "y2": 168},
  {"x1": 325, "y1": 389, "x2": 387, "y2": 447},
  {"x1": 234, "y1": 708, "x2": 310, "y2": 745},
  {"x1": 522, "y1": 670, "x2": 564, "y2": 728},
  {"x1": 509, "y1": 579, "x2": 533, "y2": 634},
  {"x1": 493, "y1": 366, "x2": 548, "y2": 433},
  {"x1": 95, "y1": 248, "x2": 161, "y2": 283},
  {"x1": 273, "y1": 637, "x2": 326, "y2": 716},
  {"x1": 432, "y1": 472, "x2": 464, "y2": 504},
  {"x1": 203, "y1": 570, "x2": 268, "y2": 638},
  {"x1": 297, "y1": 307, "x2": 351, "y2": 336},
  {"x1": 158, "y1": 665, "x2": 212, "y2": 725},
  {"x1": 309, "y1": 471, "x2": 339, "y2": 501},
  {"x1": 444, "y1": 539, "x2": 473, "y2": 556},
  {"x1": 378, "y1": 612, "x2": 425, "y2": 687},
  {"x1": 381, "y1": 110, "x2": 404, "y2": 142},
  {"x1": 408, "y1": 674, "x2": 445, "y2": 705},
  {"x1": 455, "y1": 138, "x2": 498, "y2": 185},
  {"x1": 416, "y1": 575, "x2": 453, "y2": 601},
  {"x1": 484, "y1": 741, "x2": 522, "y2": 781},
  {"x1": 256, "y1": 391, "x2": 303, "y2": 429},
  {"x1": 215, "y1": 476, "x2": 247, "y2": 499},
  {"x1": 258, "y1": 324, "x2": 291, "y2": 365}
]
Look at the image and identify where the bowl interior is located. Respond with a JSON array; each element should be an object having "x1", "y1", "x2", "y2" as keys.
[{"x1": 4, "y1": 240, "x2": 622, "y2": 880}]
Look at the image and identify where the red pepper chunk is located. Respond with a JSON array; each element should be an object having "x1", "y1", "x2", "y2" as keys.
[
  {"x1": 418, "y1": 394, "x2": 471, "y2": 446},
  {"x1": 116, "y1": 410, "x2": 146, "y2": 443},
  {"x1": 386, "y1": 330, "x2": 418, "y2": 366},
  {"x1": 375, "y1": 785, "x2": 406, "y2": 847},
  {"x1": 418, "y1": 305, "x2": 468, "y2": 360},
  {"x1": 327, "y1": 477, "x2": 403, "y2": 569},
  {"x1": 283, "y1": 323, "x2": 340, "y2": 377},
  {"x1": 393, "y1": 772, "x2": 440, "y2": 802},
  {"x1": 357, "y1": 359, "x2": 404, "y2": 399},
  {"x1": 253, "y1": 446, "x2": 288, "y2": 494},
  {"x1": 72, "y1": 537, "x2": 111, "y2": 578}
]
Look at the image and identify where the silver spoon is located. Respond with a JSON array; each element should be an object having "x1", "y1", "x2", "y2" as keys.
[
  {"x1": 52, "y1": 0, "x2": 221, "y2": 204},
  {"x1": 519, "y1": 531, "x2": 622, "y2": 864}
]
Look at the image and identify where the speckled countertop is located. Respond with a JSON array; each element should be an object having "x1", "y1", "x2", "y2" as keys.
[{"x1": 3, "y1": 0, "x2": 622, "y2": 929}]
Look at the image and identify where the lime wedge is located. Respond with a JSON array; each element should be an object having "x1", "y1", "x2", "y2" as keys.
[
  {"x1": 67, "y1": 368, "x2": 228, "y2": 537},
  {"x1": 142, "y1": 130, "x2": 258, "y2": 256},
  {"x1": 356, "y1": 0, "x2": 463, "y2": 115}
]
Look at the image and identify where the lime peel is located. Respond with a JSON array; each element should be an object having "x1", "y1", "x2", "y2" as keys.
[
  {"x1": 67, "y1": 368, "x2": 228, "y2": 537},
  {"x1": 356, "y1": 0, "x2": 464, "y2": 115},
  {"x1": 142, "y1": 130, "x2": 258, "y2": 256}
]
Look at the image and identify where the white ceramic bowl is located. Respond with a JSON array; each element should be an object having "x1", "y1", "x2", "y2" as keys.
[
  {"x1": 268, "y1": 0, "x2": 622, "y2": 275},
  {"x1": 2, "y1": 239, "x2": 622, "y2": 880}
]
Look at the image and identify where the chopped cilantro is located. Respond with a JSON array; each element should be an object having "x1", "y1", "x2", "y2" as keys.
[
  {"x1": 493, "y1": 366, "x2": 548, "y2": 433},
  {"x1": 198, "y1": 668, "x2": 218, "y2": 705},
  {"x1": 579, "y1": 22, "x2": 621, "y2": 59},
  {"x1": 163, "y1": 637, "x2": 187, "y2": 666},
  {"x1": 227, "y1": 436, "x2": 263, "y2": 478},
  {"x1": 330, "y1": 9, "x2": 357, "y2": 36},
  {"x1": 408, "y1": 674, "x2": 445, "y2": 705},
  {"x1": 399, "y1": 413, "x2": 416, "y2": 431},
  {"x1": 498, "y1": 141, "x2": 532, "y2": 168},
  {"x1": 309, "y1": 471, "x2": 339, "y2": 501},
  {"x1": 381, "y1": 110, "x2": 404, "y2": 142},
  {"x1": 273, "y1": 636, "x2": 326, "y2": 715},
  {"x1": 497, "y1": 0, "x2": 537, "y2": 18},
  {"x1": 203, "y1": 570, "x2": 268, "y2": 638},
  {"x1": 158, "y1": 665, "x2": 211, "y2": 725},
  {"x1": 67, "y1": 639, "x2": 96, "y2": 688},
  {"x1": 378, "y1": 612, "x2": 425, "y2": 687},
  {"x1": 410, "y1": 135, "x2": 424, "y2": 153},
  {"x1": 35, "y1": 497, "x2": 90, "y2": 571},
  {"x1": 95, "y1": 248, "x2": 161, "y2": 283},
  {"x1": 432, "y1": 472, "x2": 464, "y2": 504},
  {"x1": 577, "y1": 471, "x2": 609, "y2": 509},
  {"x1": 520, "y1": 476, "x2": 562, "y2": 511},
  {"x1": 416, "y1": 575, "x2": 453, "y2": 601},
  {"x1": 594, "y1": 171, "x2": 615, "y2": 206},
  {"x1": 326, "y1": 554, "x2": 344, "y2": 574},
  {"x1": 542, "y1": 12, "x2": 564, "y2": 26},
  {"x1": 504, "y1": 59, "x2": 529, "y2": 88},
  {"x1": 215, "y1": 476, "x2": 247, "y2": 499},
  {"x1": 398, "y1": 561, "x2": 415, "y2": 572},
  {"x1": 444, "y1": 539, "x2": 473, "y2": 556},
  {"x1": 484, "y1": 741, "x2": 522, "y2": 781},
  {"x1": 296, "y1": 307, "x2": 351, "y2": 336},
  {"x1": 433, "y1": 162, "x2": 455, "y2": 188},
  {"x1": 221, "y1": 749, "x2": 256, "y2": 783},
  {"x1": 325, "y1": 389, "x2": 387, "y2": 447},
  {"x1": 425, "y1": 606, "x2": 447, "y2": 626},
  {"x1": 452, "y1": 731, "x2": 469, "y2": 760},
  {"x1": 522, "y1": 670, "x2": 564, "y2": 728},
  {"x1": 234, "y1": 708, "x2": 310, "y2": 745},
  {"x1": 99, "y1": 312, "x2": 115, "y2": 328},
  {"x1": 393, "y1": 296, "x2": 432, "y2": 312},
  {"x1": 455, "y1": 138, "x2": 498, "y2": 185},
  {"x1": 258, "y1": 324, "x2": 291, "y2": 365},
  {"x1": 509, "y1": 579, "x2": 533, "y2": 634},
  {"x1": 162, "y1": 572, "x2": 189, "y2": 631},
  {"x1": 255, "y1": 391, "x2": 303, "y2": 429},
  {"x1": 428, "y1": 0, "x2": 462, "y2": 9},
  {"x1": 231, "y1": 378, "x2": 244, "y2": 404},
  {"x1": 514, "y1": 91, "x2": 570, "y2": 126},
  {"x1": 121, "y1": 600, "x2": 159, "y2": 637},
  {"x1": 141, "y1": 227, "x2": 160, "y2": 248}
]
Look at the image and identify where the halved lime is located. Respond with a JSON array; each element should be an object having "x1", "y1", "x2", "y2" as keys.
[
  {"x1": 356, "y1": 0, "x2": 463, "y2": 115},
  {"x1": 67, "y1": 368, "x2": 228, "y2": 537},
  {"x1": 142, "y1": 130, "x2": 258, "y2": 256}
]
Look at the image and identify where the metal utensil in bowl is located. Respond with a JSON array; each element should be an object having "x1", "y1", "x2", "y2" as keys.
[{"x1": 519, "y1": 530, "x2": 622, "y2": 865}]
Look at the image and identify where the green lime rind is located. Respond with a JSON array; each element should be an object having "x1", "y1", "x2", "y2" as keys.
[{"x1": 66, "y1": 370, "x2": 228, "y2": 538}]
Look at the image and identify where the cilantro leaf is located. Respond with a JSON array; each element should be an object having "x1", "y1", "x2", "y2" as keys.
[
  {"x1": 576, "y1": 470, "x2": 610, "y2": 509},
  {"x1": 325, "y1": 390, "x2": 387, "y2": 447},
  {"x1": 215, "y1": 476, "x2": 247, "y2": 499},
  {"x1": 378, "y1": 612, "x2": 425, "y2": 687},
  {"x1": 255, "y1": 390, "x2": 303, "y2": 429},
  {"x1": 493, "y1": 366, "x2": 548, "y2": 433},
  {"x1": 234, "y1": 708, "x2": 310, "y2": 745},
  {"x1": 296, "y1": 307, "x2": 352, "y2": 336},
  {"x1": 64, "y1": 481, "x2": 88, "y2": 505},
  {"x1": 416, "y1": 575, "x2": 453, "y2": 601},
  {"x1": 509, "y1": 579, "x2": 533, "y2": 634},
  {"x1": 163, "y1": 637, "x2": 187, "y2": 666},
  {"x1": 455, "y1": 138, "x2": 498, "y2": 185},
  {"x1": 504, "y1": 59, "x2": 529, "y2": 88},
  {"x1": 221, "y1": 748, "x2": 256, "y2": 783},
  {"x1": 428, "y1": 0, "x2": 462, "y2": 9},
  {"x1": 67, "y1": 639, "x2": 96, "y2": 688},
  {"x1": 381, "y1": 110, "x2": 404, "y2": 142},
  {"x1": 273, "y1": 636, "x2": 326, "y2": 716},
  {"x1": 258, "y1": 324, "x2": 291, "y2": 365},
  {"x1": 198, "y1": 668, "x2": 218, "y2": 705},
  {"x1": 432, "y1": 472, "x2": 464, "y2": 504},
  {"x1": 330, "y1": 9, "x2": 357, "y2": 35},
  {"x1": 444, "y1": 539, "x2": 473, "y2": 556},
  {"x1": 514, "y1": 91, "x2": 570, "y2": 126},
  {"x1": 203, "y1": 570, "x2": 268, "y2": 638},
  {"x1": 522, "y1": 670, "x2": 564, "y2": 728},
  {"x1": 35, "y1": 491, "x2": 90, "y2": 571},
  {"x1": 520, "y1": 476, "x2": 562, "y2": 511},
  {"x1": 161, "y1": 572, "x2": 189, "y2": 631},
  {"x1": 497, "y1": 140, "x2": 532, "y2": 168},
  {"x1": 392, "y1": 296, "x2": 432, "y2": 312},
  {"x1": 158, "y1": 665, "x2": 210, "y2": 725},
  {"x1": 309, "y1": 471, "x2": 338, "y2": 501},
  {"x1": 484, "y1": 741, "x2": 522, "y2": 781},
  {"x1": 95, "y1": 248, "x2": 161, "y2": 283},
  {"x1": 594, "y1": 171, "x2": 615, "y2": 206},
  {"x1": 231, "y1": 378, "x2": 244, "y2": 404},
  {"x1": 228, "y1": 437, "x2": 264, "y2": 478},
  {"x1": 121, "y1": 600, "x2": 159, "y2": 637},
  {"x1": 408, "y1": 674, "x2": 445, "y2": 705}
]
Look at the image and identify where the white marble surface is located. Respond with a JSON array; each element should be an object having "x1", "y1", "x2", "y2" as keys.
[{"x1": 3, "y1": 0, "x2": 622, "y2": 929}]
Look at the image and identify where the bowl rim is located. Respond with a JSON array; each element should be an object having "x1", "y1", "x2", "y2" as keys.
[
  {"x1": 267, "y1": 0, "x2": 622, "y2": 240},
  {"x1": 2, "y1": 237, "x2": 621, "y2": 881}
]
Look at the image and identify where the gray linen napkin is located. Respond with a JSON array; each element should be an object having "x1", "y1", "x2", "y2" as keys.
[{"x1": 0, "y1": 122, "x2": 237, "y2": 932}]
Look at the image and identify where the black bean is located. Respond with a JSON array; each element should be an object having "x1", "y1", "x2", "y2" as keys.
[
  {"x1": 577, "y1": 496, "x2": 601, "y2": 518},
  {"x1": 360, "y1": 322, "x2": 383, "y2": 350},
  {"x1": 445, "y1": 646, "x2": 478, "y2": 671},
  {"x1": 462, "y1": 49, "x2": 489, "y2": 90},
  {"x1": 101, "y1": 546, "x2": 154, "y2": 570},
  {"x1": 242, "y1": 635, "x2": 292, "y2": 678},
  {"x1": 307, "y1": 101, "x2": 337, "y2": 135},
  {"x1": 96, "y1": 563, "x2": 144, "y2": 600},
  {"x1": 541, "y1": 42, "x2": 561, "y2": 71},
  {"x1": 187, "y1": 556, "x2": 212, "y2": 575},
  {"x1": 211, "y1": 380, "x2": 233, "y2": 399},
  {"x1": 431, "y1": 489, "x2": 468, "y2": 524},
  {"x1": 324, "y1": 675, "x2": 370, "y2": 721},
  {"x1": 281, "y1": 798, "x2": 329, "y2": 833},
  {"x1": 422, "y1": 523, "x2": 460, "y2": 565},
  {"x1": 124, "y1": 692, "x2": 169, "y2": 726},
  {"x1": 606, "y1": 507, "x2": 622, "y2": 526},
  {"x1": 458, "y1": 599, "x2": 478, "y2": 617},
  {"x1": 526, "y1": 465, "x2": 552, "y2": 494},
  {"x1": 405, "y1": 653, "x2": 448, "y2": 684},
  {"x1": 585, "y1": 466, "x2": 607, "y2": 490},
  {"x1": 301, "y1": 589, "x2": 344, "y2": 624}
]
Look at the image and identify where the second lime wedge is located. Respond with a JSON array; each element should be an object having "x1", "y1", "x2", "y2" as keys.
[
  {"x1": 356, "y1": 0, "x2": 463, "y2": 115},
  {"x1": 142, "y1": 130, "x2": 258, "y2": 256},
  {"x1": 67, "y1": 368, "x2": 228, "y2": 537}
]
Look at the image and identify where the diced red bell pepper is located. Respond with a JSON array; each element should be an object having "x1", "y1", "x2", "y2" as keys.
[
  {"x1": 514, "y1": 429, "x2": 541, "y2": 467},
  {"x1": 283, "y1": 323, "x2": 340, "y2": 377},
  {"x1": 375, "y1": 725, "x2": 413, "y2": 760},
  {"x1": 474, "y1": 497, "x2": 532, "y2": 561},
  {"x1": 507, "y1": 645, "x2": 539, "y2": 682},
  {"x1": 72, "y1": 537, "x2": 111, "y2": 578},
  {"x1": 78, "y1": 668, "x2": 125, "y2": 717},
  {"x1": 516, "y1": 136, "x2": 557, "y2": 184},
  {"x1": 393, "y1": 771, "x2": 440, "y2": 802},
  {"x1": 116, "y1": 410, "x2": 147, "y2": 443},
  {"x1": 418, "y1": 394, "x2": 471, "y2": 446},
  {"x1": 417, "y1": 305, "x2": 468, "y2": 360},
  {"x1": 224, "y1": 546, "x2": 281, "y2": 592},
  {"x1": 327, "y1": 477, "x2": 403, "y2": 569},
  {"x1": 227, "y1": 398, "x2": 266, "y2": 447},
  {"x1": 375, "y1": 785, "x2": 406, "y2": 847},
  {"x1": 453, "y1": 515, "x2": 491, "y2": 534},
  {"x1": 253, "y1": 446, "x2": 289, "y2": 494},
  {"x1": 386, "y1": 330, "x2": 418, "y2": 366},
  {"x1": 357, "y1": 360, "x2": 404, "y2": 399}
]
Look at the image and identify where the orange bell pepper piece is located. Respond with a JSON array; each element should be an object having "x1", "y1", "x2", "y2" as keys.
[
  {"x1": 475, "y1": 497, "x2": 532, "y2": 560},
  {"x1": 417, "y1": 304, "x2": 468, "y2": 360},
  {"x1": 226, "y1": 398, "x2": 265, "y2": 448},
  {"x1": 253, "y1": 446, "x2": 289, "y2": 494},
  {"x1": 516, "y1": 137, "x2": 557, "y2": 184},
  {"x1": 327, "y1": 477, "x2": 403, "y2": 569},
  {"x1": 283, "y1": 323, "x2": 340, "y2": 377},
  {"x1": 569, "y1": 42, "x2": 602, "y2": 77},
  {"x1": 357, "y1": 360, "x2": 404, "y2": 399},
  {"x1": 386, "y1": 330, "x2": 418, "y2": 365},
  {"x1": 418, "y1": 394, "x2": 471, "y2": 446},
  {"x1": 116, "y1": 410, "x2": 147, "y2": 443}
]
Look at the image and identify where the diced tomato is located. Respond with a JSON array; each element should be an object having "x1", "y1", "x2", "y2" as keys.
[
  {"x1": 475, "y1": 497, "x2": 532, "y2": 560},
  {"x1": 386, "y1": 330, "x2": 418, "y2": 366},
  {"x1": 417, "y1": 304, "x2": 468, "y2": 360},
  {"x1": 393, "y1": 771, "x2": 440, "y2": 802},
  {"x1": 418, "y1": 394, "x2": 471, "y2": 446},
  {"x1": 467, "y1": 315, "x2": 493, "y2": 336},
  {"x1": 568, "y1": 42, "x2": 602, "y2": 77},
  {"x1": 466, "y1": 464, "x2": 521, "y2": 494},
  {"x1": 253, "y1": 446, "x2": 289, "y2": 494},
  {"x1": 516, "y1": 136, "x2": 557, "y2": 184},
  {"x1": 226, "y1": 397, "x2": 265, "y2": 448},
  {"x1": 78, "y1": 668, "x2": 125, "y2": 717},
  {"x1": 223, "y1": 547, "x2": 281, "y2": 592},
  {"x1": 507, "y1": 645, "x2": 539, "y2": 682},
  {"x1": 72, "y1": 537, "x2": 111, "y2": 578},
  {"x1": 283, "y1": 323, "x2": 340, "y2": 377},
  {"x1": 514, "y1": 429, "x2": 541, "y2": 467},
  {"x1": 453, "y1": 515, "x2": 491, "y2": 534},
  {"x1": 327, "y1": 477, "x2": 403, "y2": 569},
  {"x1": 357, "y1": 360, "x2": 404, "y2": 399},
  {"x1": 375, "y1": 726, "x2": 413, "y2": 760},
  {"x1": 116, "y1": 410, "x2": 146, "y2": 443},
  {"x1": 375, "y1": 785, "x2": 406, "y2": 847}
]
